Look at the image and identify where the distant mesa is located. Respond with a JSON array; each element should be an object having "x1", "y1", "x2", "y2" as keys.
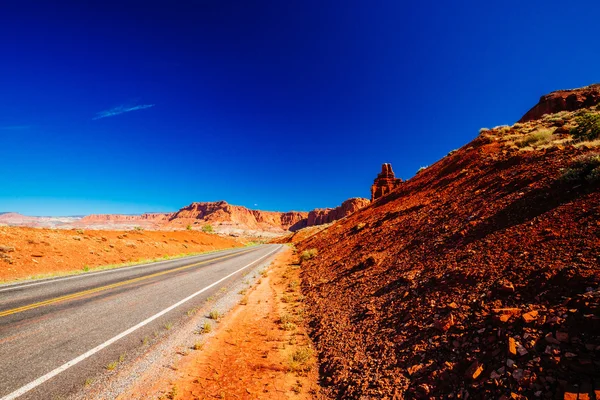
[
  {"x1": 371, "y1": 163, "x2": 403, "y2": 201},
  {"x1": 3, "y1": 199, "x2": 370, "y2": 235},
  {"x1": 519, "y1": 83, "x2": 600, "y2": 122}
]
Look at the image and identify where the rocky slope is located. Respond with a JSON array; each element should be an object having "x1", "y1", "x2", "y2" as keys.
[{"x1": 296, "y1": 85, "x2": 600, "y2": 399}]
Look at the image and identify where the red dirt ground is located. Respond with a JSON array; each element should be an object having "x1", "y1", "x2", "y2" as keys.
[
  {"x1": 121, "y1": 248, "x2": 324, "y2": 400},
  {"x1": 0, "y1": 227, "x2": 241, "y2": 282},
  {"x1": 296, "y1": 114, "x2": 600, "y2": 397}
]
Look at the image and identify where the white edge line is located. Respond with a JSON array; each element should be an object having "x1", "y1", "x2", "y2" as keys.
[
  {"x1": 0, "y1": 247, "x2": 254, "y2": 293},
  {"x1": 1, "y1": 245, "x2": 282, "y2": 400}
]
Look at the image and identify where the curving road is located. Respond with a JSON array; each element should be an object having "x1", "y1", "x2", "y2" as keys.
[{"x1": 0, "y1": 244, "x2": 283, "y2": 400}]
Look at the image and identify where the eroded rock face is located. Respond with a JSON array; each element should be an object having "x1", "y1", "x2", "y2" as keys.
[
  {"x1": 169, "y1": 201, "x2": 308, "y2": 231},
  {"x1": 519, "y1": 84, "x2": 600, "y2": 122},
  {"x1": 307, "y1": 198, "x2": 370, "y2": 226},
  {"x1": 371, "y1": 163, "x2": 403, "y2": 201}
]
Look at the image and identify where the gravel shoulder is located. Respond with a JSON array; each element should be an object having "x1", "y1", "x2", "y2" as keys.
[
  {"x1": 113, "y1": 246, "x2": 324, "y2": 399},
  {"x1": 67, "y1": 246, "x2": 283, "y2": 400}
]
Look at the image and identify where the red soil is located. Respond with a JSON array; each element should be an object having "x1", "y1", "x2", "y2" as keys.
[
  {"x1": 0, "y1": 227, "x2": 241, "y2": 282},
  {"x1": 296, "y1": 110, "x2": 600, "y2": 397},
  {"x1": 121, "y1": 249, "x2": 323, "y2": 399}
]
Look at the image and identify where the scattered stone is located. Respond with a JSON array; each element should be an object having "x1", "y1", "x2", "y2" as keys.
[
  {"x1": 407, "y1": 364, "x2": 423, "y2": 376},
  {"x1": 516, "y1": 345, "x2": 528, "y2": 356},
  {"x1": 556, "y1": 331, "x2": 569, "y2": 342},
  {"x1": 465, "y1": 361, "x2": 484, "y2": 380},
  {"x1": 0, "y1": 245, "x2": 15, "y2": 253},
  {"x1": 508, "y1": 338, "x2": 517, "y2": 356},
  {"x1": 498, "y1": 280, "x2": 515, "y2": 293},
  {"x1": 545, "y1": 333, "x2": 560, "y2": 344},
  {"x1": 512, "y1": 369, "x2": 524, "y2": 381},
  {"x1": 434, "y1": 314, "x2": 454, "y2": 332},
  {"x1": 522, "y1": 310, "x2": 539, "y2": 323}
]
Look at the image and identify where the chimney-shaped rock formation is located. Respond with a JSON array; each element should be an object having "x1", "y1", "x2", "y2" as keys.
[{"x1": 371, "y1": 163, "x2": 403, "y2": 201}]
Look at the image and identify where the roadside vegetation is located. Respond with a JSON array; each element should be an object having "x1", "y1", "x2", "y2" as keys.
[{"x1": 299, "y1": 248, "x2": 318, "y2": 263}]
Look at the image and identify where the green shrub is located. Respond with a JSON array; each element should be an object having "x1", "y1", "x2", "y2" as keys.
[
  {"x1": 570, "y1": 112, "x2": 600, "y2": 141},
  {"x1": 186, "y1": 224, "x2": 193, "y2": 231},
  {"x1": 201, "y1": 224, "x2": 214, "y2": 233},
  {"x1": 561, "y1": 153, "x2": 600, "y2": 183},
  {"x1": 299, "y1": 248, "x2": 318, "y2": 263},
  {"x1": 288, "y1": 347, "x2": 314, "y2": 372}
]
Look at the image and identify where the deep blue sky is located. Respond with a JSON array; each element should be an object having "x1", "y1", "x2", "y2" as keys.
[{"x1": 1, "y1": 1, "x2": 599, "y2": 215}]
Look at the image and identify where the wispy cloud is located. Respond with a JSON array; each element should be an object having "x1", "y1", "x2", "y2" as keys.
[
  {"x1": 93, "y1": 103, "x2": 155, "y2": 120},
  {"x1": 0, "y1": 125, "x2": 30, "y2": 130}
]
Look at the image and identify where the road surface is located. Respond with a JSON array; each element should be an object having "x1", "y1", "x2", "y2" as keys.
[{"x1": 0, "y1": 244, "x2": 282, "y2": 399}]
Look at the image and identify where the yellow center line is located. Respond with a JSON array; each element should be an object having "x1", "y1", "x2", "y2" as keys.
[{"x1": 0, "y1": 248, "x2": 256, "y2": 319}]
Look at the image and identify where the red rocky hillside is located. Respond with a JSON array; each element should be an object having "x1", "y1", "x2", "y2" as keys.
[{"x1": 297, "y1": 85, "x2": 600, "y2": 399}]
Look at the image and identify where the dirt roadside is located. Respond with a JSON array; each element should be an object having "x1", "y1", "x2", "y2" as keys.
[{"x1": 120, "y1": 246, "x2": 324, "y2": 399}]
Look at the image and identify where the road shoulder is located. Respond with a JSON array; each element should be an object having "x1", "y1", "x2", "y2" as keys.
[{"x1": 119, "y1": 246, "x2": 324, "y2": 399}]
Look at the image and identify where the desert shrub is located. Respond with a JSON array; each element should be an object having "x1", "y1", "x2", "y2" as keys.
[
  {"x1": 208, "y1": 310, "x2": 221, "y2": 320},
  {"x1": 570, "y1": 112, "x2": 600, "y2": 141},
  {"x1": 186, "y1": 224, "x2": 192, "y2": 231},
  {"x1": 201, "y1": 224, "x2": 213, "y2": 233},
  {"x1": 561, "y1": 153, "x2": 600, "y2": 183},
  {"x1": 516, "y1": 128, "x2": 556, "y2": 148},
  {"x1": 299, "y1": 248, "x2": 318, "y2": 263},
  {"x1": 288, "y1": 347, "x2": 314, "y2": 372}
]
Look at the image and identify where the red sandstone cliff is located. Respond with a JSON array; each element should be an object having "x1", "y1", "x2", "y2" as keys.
[
  {"x1": 307, "y1": 198, "x2": 370, "y2": 226},
  {"x1": 167, "y1": 201, "x2": 308, "y2": 231},
  {"x1": 371, "y1": 163, "x2": 403, "y2": 201},
  {"x1": 519, "y1": 83, "x2": 600, "y2": 122},
  {"x1": 26, "y1": 199, "x2": 366, "y2": 233}
]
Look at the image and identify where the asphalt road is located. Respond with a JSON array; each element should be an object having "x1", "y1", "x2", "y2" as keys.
[{"x1": 0, "y1": 244, "x2": 283, "y2": 400}]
